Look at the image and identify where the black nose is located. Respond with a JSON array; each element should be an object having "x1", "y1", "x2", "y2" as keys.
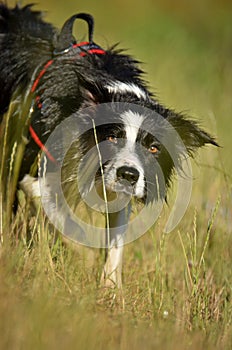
[{"x1": 116, "y1": 166, "x2": 140, "y2": 186}]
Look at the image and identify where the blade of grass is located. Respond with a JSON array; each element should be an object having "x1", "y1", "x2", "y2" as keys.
[
  {"x1": 0, "y1": 88, "x2": 34, "y2": 239},
  {"x1": 178, "y1": 229, "x2": 193, "y2": 290},
  {"x1": 197, "y1": 197, "x2": 221, "y2": 274}
]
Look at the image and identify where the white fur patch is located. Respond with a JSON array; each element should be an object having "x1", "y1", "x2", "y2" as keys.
[
  {"x1": 106, "y1": 81, "x2": 147, "y2": 100},
  {"x1": 121, "y1": 111, "x2": 144, "y2": 146},
  {"x1": 20, "y1": 174, "x2": 41, "y2": 198}
]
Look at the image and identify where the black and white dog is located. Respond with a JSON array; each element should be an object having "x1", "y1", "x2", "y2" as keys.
[{"x1": 0, "y1": 4, "x2": 217, "y2": 287}]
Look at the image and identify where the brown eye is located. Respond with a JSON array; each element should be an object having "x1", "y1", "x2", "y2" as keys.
[
  {"x1": 149, "y1": 145, "x2": 158, "y2": 154},
  {"x1": 107, "y1": 135, "x2": 117, "y2": 144}
]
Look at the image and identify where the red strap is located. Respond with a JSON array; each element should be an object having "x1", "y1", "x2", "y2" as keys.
[
  {"x1": 79, "y1": 48, "x2": 106, "y2": 57},
  {"x1": 29, "y1": 125, "x2": 57, "y2": 163},
  {"x1": 30, "y1": 60, "x2": 56, "y2": 163},
  {"x1": 73, "y1": 41, "x2": 89, "y2": 47},
  {"x1": 31, "y1": 60, "x2": 54, "y2": 93},
  {"x1": 73, "y1": 42, "x2": 106, "y2": 56}
]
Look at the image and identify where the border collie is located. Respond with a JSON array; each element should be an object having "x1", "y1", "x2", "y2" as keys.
[{"x1": 0, "y1": 4, "x2": 218, "y2": 288}]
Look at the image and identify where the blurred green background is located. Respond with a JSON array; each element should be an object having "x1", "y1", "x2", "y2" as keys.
[{"x1": 2, "y1": 0, "x2": 232, "y2": 349}]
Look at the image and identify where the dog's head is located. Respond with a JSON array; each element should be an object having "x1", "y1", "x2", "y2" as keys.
[{"x1": 60, "y1": 97, "x2": 217, "y2": 209}]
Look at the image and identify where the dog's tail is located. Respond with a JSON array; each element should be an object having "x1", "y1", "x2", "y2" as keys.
[{"x1": 0, "y1": 4, "x2": 56, "y2": 115}]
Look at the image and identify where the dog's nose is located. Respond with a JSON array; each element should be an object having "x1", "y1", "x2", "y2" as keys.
[{"x1": 116, "y1": 166, "x2": 140, "y2": 186}]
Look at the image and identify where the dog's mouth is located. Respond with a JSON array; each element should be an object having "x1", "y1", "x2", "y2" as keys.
[
  {"x1": 76, "y1": 160, "x2": 145, "y2": 208},
  {"x1": 96, "y1": 179, "x2": 135, "y2": 201},
  {"x1": 95, "y1": 165, "x2": 144, "y2": 201}
]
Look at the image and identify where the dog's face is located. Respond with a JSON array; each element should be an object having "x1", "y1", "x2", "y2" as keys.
[
  {"x1": 62, "y1": 108, "x2": 156, "y2": 206},
  {"x1": 94, "y1": 111, "x2": 154, "y2": 201},
  {"x1": 63, "y1": 98, "x2": 216, "y2": 207}
]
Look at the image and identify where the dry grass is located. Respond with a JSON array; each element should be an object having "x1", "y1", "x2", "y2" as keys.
[{"x1": 0, "y1": 193, "x2": 231, "y2": 349}]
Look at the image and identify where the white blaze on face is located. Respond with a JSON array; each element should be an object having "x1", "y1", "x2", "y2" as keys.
[
  {"x1": 107, "y1": 110, "x2": 145, "y2": 198},
  {"x1": 121, "y1": 111, "x2": 144, "y2": 149}
]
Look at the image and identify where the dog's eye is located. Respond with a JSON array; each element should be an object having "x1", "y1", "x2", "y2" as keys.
[
  {"x1": 148, "y1": 145, "x2": 158, "y2": 154},
  {"x1": 107, "y1": 135, "x2": 117, "y2": 144}
]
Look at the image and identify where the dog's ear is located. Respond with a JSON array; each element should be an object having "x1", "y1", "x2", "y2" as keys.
[
  {"x1": 167, "y1": 113, "x2": 218, "y2": 155},
  {"x1": 83, "y1": 89, "x2": 97, "y2": 104},
  {"x1": 79, "y1": 87, "x2": 99, "y2": 113}
]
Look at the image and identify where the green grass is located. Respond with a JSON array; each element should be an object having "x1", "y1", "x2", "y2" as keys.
[{"x1": 1, "y1": 1, "x2": 232, "y2": 349}]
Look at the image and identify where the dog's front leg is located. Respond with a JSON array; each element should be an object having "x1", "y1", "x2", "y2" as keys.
[{"x1": 101, "y1": 204, "x2": 131, "y2": 289}]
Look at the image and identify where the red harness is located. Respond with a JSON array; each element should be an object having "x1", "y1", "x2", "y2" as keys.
[{"x1": 29, "y1": 42, "x2": 106, "y2": 163}]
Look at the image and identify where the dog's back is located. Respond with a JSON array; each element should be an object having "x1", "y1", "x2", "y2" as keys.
[{"x1": 0, "y1": 4, "x2": 55, "y2": 116}]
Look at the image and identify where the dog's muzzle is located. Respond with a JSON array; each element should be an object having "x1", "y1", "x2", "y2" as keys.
[{"x1": 110, "y1": 165, "x2": 143, "y2": 197}]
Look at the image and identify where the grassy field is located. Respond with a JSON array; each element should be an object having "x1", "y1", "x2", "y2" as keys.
[{"x1": 1, "y1": 0, "x2": 232, "y2": 349}]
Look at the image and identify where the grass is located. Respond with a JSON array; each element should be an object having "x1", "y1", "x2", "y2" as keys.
[{"x1": 1, "y1": 0, "x2": 232, "y2": 349}]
